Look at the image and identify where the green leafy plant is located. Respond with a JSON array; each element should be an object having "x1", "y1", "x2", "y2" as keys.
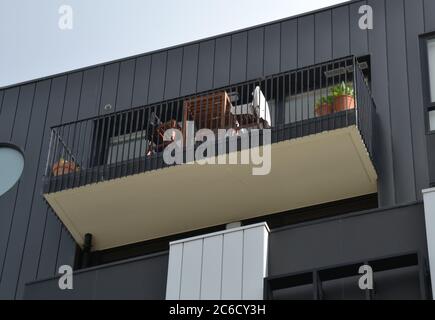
[
  {"x1": 315, "y1": 95, "x2": 333, "y2": 109},
  {"x1": 331, "y1": 82, "x2": 354, "y2": 97}
]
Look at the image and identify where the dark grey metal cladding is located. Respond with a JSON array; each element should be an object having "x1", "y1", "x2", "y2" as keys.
[
  {"x1": 78, "y1": 67, "x2": 104, "y2": 120},
  {"x1": 148, "y1": 52, "x2": 167, "y2": 104},
  {"x1": 247, "y1": 28, "x2": 264, "y2": 80},
  {"x1": 164, "y1": 48, "x2": 183, "y2": 100},
  {"x1": 23, "y1": 252, "x2": 169, "y2": 300},
  {"x1": 230, "y1": 32, "x2": 248, "y2": 84},
  {"x1": 0, "y1": 0, "x2": 434, "y2": 299},
  {"x1": 298, "y1": 15, "x2": 315, "y2": 68},
  {"x1": 315, "y1": 11, "x2": 333, "y2": 63},
  {"x1": 264, "y1": 24, "x2": 281, "y2": 76},
  {"x1": 268, "y1": 203, "x2": 428, "y2": 276},
  {"x1": 332, "y1": 5, "x2": 350, "y2": 59},
  {"x1": 99, "y1": 63, "x2": 119, "y2": 115},
  {"x1": 132, "y1": 55, "x2": 151, "y2": 107},
  {"x1": 280, "y1": 19, "x2": 298, "y2": 72},
  {"x1": 213, "y1": 36, "x2": 231, "y2": 88},
  {"x1": 116, "y1": 59, "x2": 136, "y2": 112},
  {"x1": 180, "y1": 44, "x2": 199, "y2": 96},
  {"x1": 197, "y1": 40, "x2": 215, "y2": 92}
]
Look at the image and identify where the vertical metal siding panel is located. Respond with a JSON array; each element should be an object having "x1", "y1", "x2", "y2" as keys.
[
  {"x1": 0, "y1": 88, "x2": 19, "y2": 140},
  {"x1": 200, "y1": 235, "x2": 223, "y2": 300},
  {"x1": 0, "y1": 90, "x2": 4, "y2": 116},
  {"x1": 404, "y1": 0, "x2": 429, "y2": 200},
  {"x1": 0, "y1": 83, "x2": 35, "y2": 299},
  {"x1": 247, "y1": 28, "x2": 264, "y2": 80},
  {"x1": 315, "y1": 11, "x2": 333, "y2": 63},
  {"x1": 385, "y1": 0, "x2": 416, "y2": 204},
  {"x1": 17, "y1": 77, "x2": 72, "y2": 297},
  {"x1": 55, "y1": 72, "x2": 84, "y2": 274},
  {"x1": 179, "y1": 240, "x2": 203, "y2": 300},
  {"x1": 280, "y1": 19, "x2": 298, "y2": 72},
  {"x1": 61, "y1": 73, "x2": 83, "y2": 123},
  {"x1": 298, "y1": 16, "x2": 315, "y2": 68},
  {"x1": 242, "y1": 227, "x2": 268, "y2": 300},
  {"x1": 230, "y1": 32, "x2": 248, "y2": 84},
  {"x1": 116, "y1": 59, "x2": 136, "y2": 111},
  {"x1": 332, "y1": 6, "x2": 350, "y2": 59},
  {"x1": 424, "y1": 0, "x2": 435, "y2": 32},
  {"x1": 99, "y1": 63, "x2": 119, "y2": 115},
  {"x1": 148, "y1": 52, "x2": 167, "y2": 104},
  {"x1": 0, "y1": 81, "x2": 51, "y2": 299},
  {"x1": 37, "y1": 214, "x2": 62, "y2": 279},
  {"x1": 36, "y1": 76, "x2": 68, "y2": 280},
  {"x1": 132, "y1": 55, "x2": 151, "y2": 107},
  {"x1": 221, "y1": 231, "x2": 243, "y2": 299},
  {"x1": 213, "y1": 36, "x2": 231, "y2": 88},
  {"x1": 349, "y1": 1, "x2": 369, "y2": 56},
  {"x1": 78, "y1": 67, "x2": 104, "y2": 120},
  {"x1": 197, "y1": 40, "x2": 215, "y2": 92},
  {"x1": 368, "y1": 0, "x2": 395, "y2": 206},
  {"x1": 180, "y1": 44, "x2": 199, "y2": 96},
  {"x1": 55, "y1": 229, "x2": 76, "y2": 273},
  {"x1": 264, "y1": 24, "x2": 281, "y2": 76},
  {"x1": 164, "y1": 48, "x2": 183, "y2": 100},
  {"x1": 166, "y1": 243, "x2": 183, "y2": 299}
]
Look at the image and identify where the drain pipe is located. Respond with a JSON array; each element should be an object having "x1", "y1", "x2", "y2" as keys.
[{"x1": 81, "y1": 233, "x2": 93, "y2": 268}]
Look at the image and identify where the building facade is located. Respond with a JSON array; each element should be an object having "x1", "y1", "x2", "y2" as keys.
[{"x1": 1, "y1": 0, "x2": 435, "y2": 299}]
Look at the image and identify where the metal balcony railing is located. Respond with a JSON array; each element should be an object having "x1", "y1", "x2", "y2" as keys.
[{"x1": 43, "y1": 56, "x2": 375, "y2": 194}]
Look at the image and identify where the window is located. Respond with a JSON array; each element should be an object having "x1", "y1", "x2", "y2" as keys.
[
  {"x1": 0, "y1": 143, "x2": 24, "y2": 197},
  {"x1": 426, "y1": 38, "x2": 435, "y2": 131},
  {"x1": 428, "y1": 38, "x2": 435, "y2": 103}
]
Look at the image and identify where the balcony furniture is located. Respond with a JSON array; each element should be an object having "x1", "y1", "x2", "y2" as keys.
[
  {"x1": 148, "y1": 119, "x2": 181, "y2": 154},
  {"x1": 230, "y1": 87, "x2": 271, "y2": 129},
  {"x1": 183, "y1": 91, "x2": 238, "y2": 133}
]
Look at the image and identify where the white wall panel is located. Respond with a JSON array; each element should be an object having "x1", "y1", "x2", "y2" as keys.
[
  {"x1": 242, "y1": 226, "x2": 268, "y2": 299},
  {"x1": 179, "y1": 239, "x2": 203, "y2": 299},
  {"x1": 423, "y1": 188, "x2": 435, "y2": 300},
  {"x1": 200, "y1": 236, "x2": 223, "y2": 299},
  {"x1": 221, "y1": 231, "x2": 244, "y2": 299},
  {"x1": 165, "y1": 243, "x2": 183, "y2": 299},
  {"x1": 166, "y1": 223, "x2": 269, "y2": 300}
]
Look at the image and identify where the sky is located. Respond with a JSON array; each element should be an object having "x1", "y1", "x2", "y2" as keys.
[{"x1": 0, "y1": 0, "x2": 349, "y2": 88}]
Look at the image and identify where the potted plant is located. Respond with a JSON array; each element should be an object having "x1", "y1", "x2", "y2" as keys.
[
  {"x1": 52, "y1": 158, "x2": 78, "y2": 176},
  {"x1": 331, "y1": 82, "x2": 355, "y2": 112},
  {"x1": 315, "y1": 96, "x2": 333, "y2": 117}
]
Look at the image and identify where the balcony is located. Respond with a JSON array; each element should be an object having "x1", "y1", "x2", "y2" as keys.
[
  {"x1": 42, "y1": 56, "x2": 377, "y2": 250},
  {"x1": 24, "y1": 252, "x2": 168, "y2": 299}
]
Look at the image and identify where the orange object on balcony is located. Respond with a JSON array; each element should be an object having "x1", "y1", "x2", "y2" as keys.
[
  {"x1": 52, "y1": 159, "x2": 78, "y2": 176},
  {"x1": 333, "y1": 95, "x2": 355, "y2": 112}
]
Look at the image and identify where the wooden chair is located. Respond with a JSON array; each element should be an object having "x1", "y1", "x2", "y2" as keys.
[{"x1": 182, "y1": 92, "x2": 238, "y2": 135}]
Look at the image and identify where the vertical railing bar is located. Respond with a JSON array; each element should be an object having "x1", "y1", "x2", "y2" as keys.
[
  {"x1": 120, "y1": 110, "x2": 130, "y2": 177},
  {"x1": 45, "y1": 129, "x2": 54, "y2": 179},
  {"x1": 69, "y1": 121, "x2": 79, "y2": 188},
  {"x1": 125, "y1": 109, "x2": 135, "y2": 175},
  {"x1": 132, "y1": 108, "x2": 141, "y2": 174},
  {"x1": 78, "y1": 119, "x2": 89, "y2": 188},
  {"x1": 60, "y1": 123, "x2": 71, "y2": 190}
]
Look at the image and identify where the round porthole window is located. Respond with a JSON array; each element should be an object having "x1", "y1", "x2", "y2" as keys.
[{"x1": 0, "y1": 143, "x2": 24, "y2": 197}]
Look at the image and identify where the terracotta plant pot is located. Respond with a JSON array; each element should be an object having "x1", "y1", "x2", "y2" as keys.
[
  {"x1": 315, "y1": 103, "x2": 333, "y2": 117},
  {"x1": 52, "y1": 160, "x2": 77, "y2": 176},
  {"x1": 333, "y1": 95, "x2": 355, "y2": 112}
]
